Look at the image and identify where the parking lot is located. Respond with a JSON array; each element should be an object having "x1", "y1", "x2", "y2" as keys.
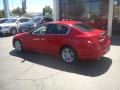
[{"x1": 0, "y1": 35, "x2": 120, "y2": 90}]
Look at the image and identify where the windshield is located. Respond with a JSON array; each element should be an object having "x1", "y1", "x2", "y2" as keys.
[
  {"x1": 26, "y1": 18, "x2": 41, "y2": 24},
  {"x1": 4, "y1": 19, "x2": 17, "y2": 23},
  {"x1": 33, "y1": 18, "x2": 41, "y2": 23},
  {"x1": 73, "y1": 23, "x2": 94, "y2": 32},
  {"x1": 26, "y1": 19, "x2": 34, "y2": 23}
]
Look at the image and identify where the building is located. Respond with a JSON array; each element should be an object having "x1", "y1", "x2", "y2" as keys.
[{"x1": 53, "y1": 0, "x2": 120, "y2": 37}]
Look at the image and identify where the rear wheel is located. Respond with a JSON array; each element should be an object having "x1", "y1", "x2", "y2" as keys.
[
  {"x1": 14, "y1": 40, "x2": 23, "y2": 52},
  {"x1": 10, "y1": 28, "x2": 17, "y2": 35},
  {"x1": 60, "y1": 47, "x2": 78, "y2": 63}
]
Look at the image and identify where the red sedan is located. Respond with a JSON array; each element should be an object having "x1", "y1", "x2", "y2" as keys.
[{"x1": 13, "y1": 21, "x2": 110, "y2": 63}]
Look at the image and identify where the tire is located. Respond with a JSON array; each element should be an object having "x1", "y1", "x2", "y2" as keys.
[
  {"x1": 60, "y1": 47, "x2": 78, "y2": 63},
  {"x1": 14, "y1": 40, "x2": 23, "y2": 52},
  {"x1": 10, "y1": 28, "x2": 17, "y2": 36}
]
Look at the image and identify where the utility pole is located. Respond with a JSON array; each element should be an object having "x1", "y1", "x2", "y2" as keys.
[
  {"x1": 3, "y1": 0, "x2": 10, "y2": 18},
  {"x1": 21, "y1": 0, "x2": 26, "y2": 9}
]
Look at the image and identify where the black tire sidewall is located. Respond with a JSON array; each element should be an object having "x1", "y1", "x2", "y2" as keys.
[
  {"x1": 11, "y1": 28, "x2": 17, "y2": 35},
  {"x1": 14, "y1": 40, "x2": 23, "y2": 52}
]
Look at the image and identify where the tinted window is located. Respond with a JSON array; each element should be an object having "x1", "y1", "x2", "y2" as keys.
[
  {"x1": 57, "y1": 25, "x2": 69, "y2": 34},
  {"x1": 74, "y1": 23, "x2": 94, "y2": 32},
  {"x1": 26, "y1": 19, "x2": 34, "y2": 23},
  {"x1": 33, "y1": 18, "x2": 41, "y2": 23},
  {"x1": 19, "y1": 19, "x2": 30, "y2": 23},
  {"x1": 0, "y1": 19, "x2": 8, "y2": 23},
  {"x1": 46, "y1": 24, "x2": 69, "y2": 34}
]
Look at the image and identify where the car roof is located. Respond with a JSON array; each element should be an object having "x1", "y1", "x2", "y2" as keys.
[{"x1": 46, "y1": 21, "x2": 81, "y2": 26}]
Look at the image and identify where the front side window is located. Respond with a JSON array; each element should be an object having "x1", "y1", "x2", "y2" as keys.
[{"x1": 32, "y1": 25, "x2": 47, "y2": 35}]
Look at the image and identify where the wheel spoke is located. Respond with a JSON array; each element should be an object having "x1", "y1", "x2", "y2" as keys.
[
  {"x1": 62, "y1": 48, "x2": 75, "y2": 63},
  {"x1": 70, "y1": 50, "x2": 74, "y2": 56},
  {"x1": 15, "y1": 41, "x2": 22, "y2": 52}
]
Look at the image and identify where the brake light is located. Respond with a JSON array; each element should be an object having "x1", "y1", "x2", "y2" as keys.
[{"x1": 90, "y1": 36, "x2": 98, "y2": 43}]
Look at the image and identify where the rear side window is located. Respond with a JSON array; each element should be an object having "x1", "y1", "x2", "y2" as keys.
[
  {"x1": 57, "y1": 25, "x2": 69, "y2": 34},
  {"x1": 46, "y1": 24, "x2": 69, "y2": 34},
  {"x1": 74, "y1": 23, "x2": 94, "y2": 32}
]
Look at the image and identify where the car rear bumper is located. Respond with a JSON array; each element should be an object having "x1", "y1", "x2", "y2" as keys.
[
  {"x1": 79, "y1": 46, "x2": 110, "y2": 60},
  {"x1": 77, "y1": 40, "x2": 111, "y2": 60}
]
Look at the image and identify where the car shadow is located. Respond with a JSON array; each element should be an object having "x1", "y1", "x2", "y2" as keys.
[{"x1": 9, "y1": 50, "x2": 112, "y2": 77}]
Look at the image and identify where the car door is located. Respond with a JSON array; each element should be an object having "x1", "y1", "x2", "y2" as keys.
[
  {"x1": 23, "y1": 24, "x2": 48, "y2": 52},
  {"x1": 42, "y1": 24, "x2": 69, "y2": 54}
]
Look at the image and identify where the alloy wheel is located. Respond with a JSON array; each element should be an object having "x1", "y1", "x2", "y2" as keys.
[
  {"x1": 11, "y1": 28, "x2": 17, "y2": 35},
  {"x1": 14, "y1": 40, "x2": 22, "y2": 52},
  {"x1": 61, "y1": 47, "x2": 76, "y2": 63}
]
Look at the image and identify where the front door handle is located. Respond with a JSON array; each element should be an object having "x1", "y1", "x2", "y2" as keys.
[
  {"x1": 41, "y1": 38, "x2": 46, "y2": 41},
  {"x1": 33, "y1": 38, "x2": 40, "y2": 41}
]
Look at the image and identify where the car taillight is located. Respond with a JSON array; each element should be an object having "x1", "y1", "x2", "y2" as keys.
[
  {"x1": 87, "y1": 40, "x2": 95, "y2": 47},
  {"x1": 88, "y1": 40, "x2": 92, "y2": 44},
  {"x1": 91, "y1": 31, "x2": 107, "y2": 43},
  {"x1": 90, "y1": 36, "x2": 98, "y2": 43}
]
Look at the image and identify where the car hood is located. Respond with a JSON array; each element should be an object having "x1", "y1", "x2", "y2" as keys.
[{"x1": 0, "y1": 23, "x2": 16, "y2": 27}]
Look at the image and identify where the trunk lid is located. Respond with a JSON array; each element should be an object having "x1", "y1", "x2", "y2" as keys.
[{"x1": 84, "y1": 29, "x2": 109, "y2": 49}]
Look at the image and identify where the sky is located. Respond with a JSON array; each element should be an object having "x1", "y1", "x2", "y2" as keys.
[{"x1": 0, "y1": 0, "x2": 53, "y2": 12}]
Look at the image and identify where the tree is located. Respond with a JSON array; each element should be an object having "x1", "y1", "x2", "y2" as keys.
[
  {"x1": 42, "y1": 6, "x2": 52, "y2": 16},
  {"x1": 0, "y1": 10, "x2": 5, "y2": 18},
  {"x1": 12, "y1": 7, "x2": 26, "y2": 16}
]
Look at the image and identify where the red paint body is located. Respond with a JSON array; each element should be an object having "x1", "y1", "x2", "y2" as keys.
[{"x1": 13, "y1": 21, "x2": 110, "y2": 60}]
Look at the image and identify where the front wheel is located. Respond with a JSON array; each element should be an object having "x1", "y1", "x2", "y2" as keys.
[
  {"x1": 14, "y1": 40, "x2": 23, "y2": 52},
  {"x1": 60, "y1": 47, "x2": 78, "y2": 63}
]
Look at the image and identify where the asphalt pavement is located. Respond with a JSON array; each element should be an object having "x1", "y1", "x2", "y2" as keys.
[{"x1": 0, "y1": 35, "x2": 120, "y2": 90}]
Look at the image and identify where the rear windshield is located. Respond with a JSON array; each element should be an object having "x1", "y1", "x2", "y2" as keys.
[{"x1": 74, "y1": 23, "x2": 94, "y2": 32}]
